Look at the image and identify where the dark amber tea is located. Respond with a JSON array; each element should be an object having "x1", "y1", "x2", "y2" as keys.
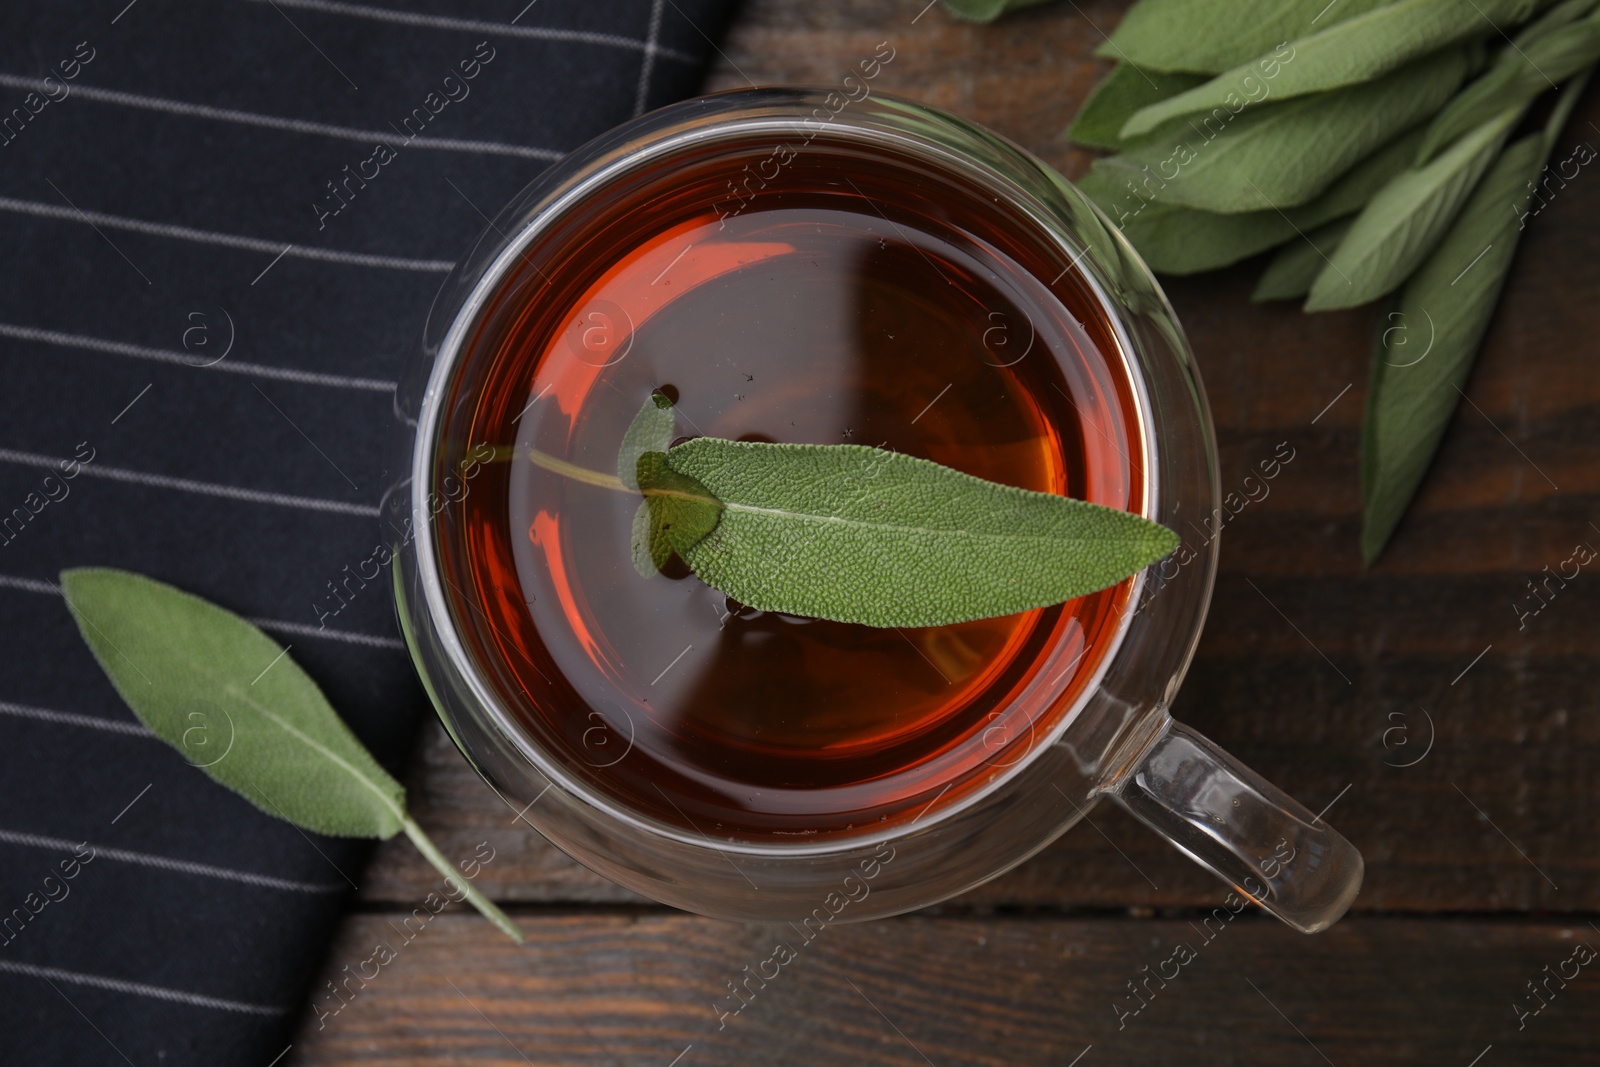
[{"x1": 436, "y1": 132, "x2": 1146, "y2": 840}]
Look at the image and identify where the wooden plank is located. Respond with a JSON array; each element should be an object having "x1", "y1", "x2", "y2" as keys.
[
  {"x1": 355, "y1": 0, "x2": 1600, "y2": 913},
  {"x1": 293, "y1": 912, "x2": 1600, "y2": 1065}
]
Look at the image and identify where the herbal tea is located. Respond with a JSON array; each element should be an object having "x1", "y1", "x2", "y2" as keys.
[{"x1": 436, "y1": 135, "x2": 1147, "y2": 839}]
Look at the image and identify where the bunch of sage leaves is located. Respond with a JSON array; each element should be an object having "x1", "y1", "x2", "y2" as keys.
[{"x1": 946, "y1": 0, "x2": 1598, "y2": 561}]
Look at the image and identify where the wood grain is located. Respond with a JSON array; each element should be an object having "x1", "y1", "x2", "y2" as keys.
[{"x1": 294, "y1": 913, "x2": 1600, "y2": 1066}]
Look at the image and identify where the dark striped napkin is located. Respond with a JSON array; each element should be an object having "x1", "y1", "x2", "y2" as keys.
[{"x1": 0, "y1": 2, "x2": 735, "y2": 1062}]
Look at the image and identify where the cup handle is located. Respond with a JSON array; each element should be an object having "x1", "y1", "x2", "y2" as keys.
[{"x1": 1111, "y1": 711, "x2": 1363, "y2": 933}]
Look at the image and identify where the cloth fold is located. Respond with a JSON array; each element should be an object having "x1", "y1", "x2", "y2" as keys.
[{"x1": 0, "y1": 1, "x2": 736, "y2": 1061}]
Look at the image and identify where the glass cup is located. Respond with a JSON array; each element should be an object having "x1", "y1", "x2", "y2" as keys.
[{"x1": 390, "y1": 88, "x2": 1363, "y2": 934}]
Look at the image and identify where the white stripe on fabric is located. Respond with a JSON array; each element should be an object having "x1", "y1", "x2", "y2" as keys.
[
  {"x1": 0, "y1": 574, "x2": 404, "y2": 651},
  {"x1": 252, "y1": 617, "x2": 405, "y2": 651},
  {"x1": 0, "y1": 448, "x2": 380, "y2": 518},
  {"x1": 0, "y1": 574, "x2": 62, "y2": 596},
  {"x1": 0, "y1": 700, "x2": 148, "y2": 737},
  {"x1": 0, "y1": 74, "x2": 561, "y2": 161},
  {"x1": 0, "y1": 960, "x2": 286, "y2": 1016},
  {"x1": 0, "y1": 323, "x2": 396, "y2": 393},
  {"x1": 634, "y1": 0, "x2": 666, "y2": 116},
  {"x1": 0, "y1": 197, "x2": 453, "y2": 273},
  {"x1": 244, "y1": 0, "x2": 697, "y2": 62},
  {"x1": 0, "y1": 827, "x2": 345, "y2": 895}
]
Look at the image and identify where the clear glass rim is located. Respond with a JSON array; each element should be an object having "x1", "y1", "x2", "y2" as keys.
[{"x1": 408, "y1": 88, "x2": 1166, "y2": 858}]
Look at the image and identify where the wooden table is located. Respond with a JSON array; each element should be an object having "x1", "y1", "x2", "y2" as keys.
[{"x1": 295, "y1": 2, "x2": 1600, "y2": 1063}]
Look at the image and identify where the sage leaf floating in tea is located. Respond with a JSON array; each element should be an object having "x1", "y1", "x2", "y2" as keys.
[
  {"x1": 630, "y1": 496, "x2": 667, "y2": 578},
  {"x1": 619, "y1": 390, "x2": 681, "y2": 576},
  {"x1": 628, "y1": 408, "x2": 1176, "y2": 628},
  {"x1": 59, "y1": 567, "x2": 525, "y2": 943},
  {"x1": 616, "y1": 389, "x2": 675, "y2": 491},
  {"x1": 634, "y1": 449, "x2": 723, "y2": 568},
  {"x1": 1360, "y1": 74, "x2": 1592, "y2": 560}
]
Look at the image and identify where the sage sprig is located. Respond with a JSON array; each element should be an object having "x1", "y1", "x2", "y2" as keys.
[
  {"x1": 60, "y1": 568, "x2": 525, "y2": 944},
  {"x1": 617, "y1": 395, "x2": 1176, "y2": 628},
  {"x1": 976, "y1": 0, "x2": 1596, "y2": 561}
]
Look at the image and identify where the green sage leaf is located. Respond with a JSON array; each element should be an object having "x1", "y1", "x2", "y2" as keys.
[
  {"x1": 1539, "y1": 61, "x2": 1594, "y2": 154},
  {"x1": 636, "y1": 450, "x2": 723, "y2": 557},
  {"x1": 1096, "y1": 47, "x2": 1468, "y2": 214},
  {"x1": 1100, "y1": 0, "x2": 1392, "y2": 74},
  {"x1": 1081, "y1": 126, "x2": 1425, "y2": 274},
  {"x1": 1511, "y1": 0, "x2": 1600, "y2": 46},
  {"x1": 1253, "y1": 217, "x2": 1356, "y2": 300},
  {"x1": 940, "y1": 0, "x2": 1053, "y2": 22},
  {"x1": 1416, "y1": 1, "x2": 1600, "y2": 163},
  {"x1": 1360, "y1": 138, "x2": 1545, "y2": 559},
  {"x1": 1078, "y1": 165, "x2": 1297, "y2": 273},
  {"x1": 1305, "y1": 104, "x2": 1523, "y2": 310},
  {"x1": 1362, "y1": 73, "x2": 1589, "y2": 561},
  {"x1": 657, "y1": 439, "x2": 1177, "y2": 628},
  {"x1": 59, "y1": 567, "x2": 525, "y2": 942},
  {"x1": 1120, "y1": 0, "x2": 1543, "y2": 137},
  {"x1": 617, "y1": 391, "x2": 675, "y2": 490},
  {"x1": 1068, "y1": 64, "x2": 1206, "y2": 150},
  {"x1": 630, "y1": 500, "x2": 666, "y2": 577},
  {"x1": 61, "y1": 567, "x2": 407, "y2": 839}
]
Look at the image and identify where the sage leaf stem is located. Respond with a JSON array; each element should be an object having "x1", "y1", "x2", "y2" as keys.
[
  {"x1": 401, "y1": 814, "x2": 525, "y2": 944},
  {"x1": 527, "y1": 446, "x2": 629, "y2": 492}
]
